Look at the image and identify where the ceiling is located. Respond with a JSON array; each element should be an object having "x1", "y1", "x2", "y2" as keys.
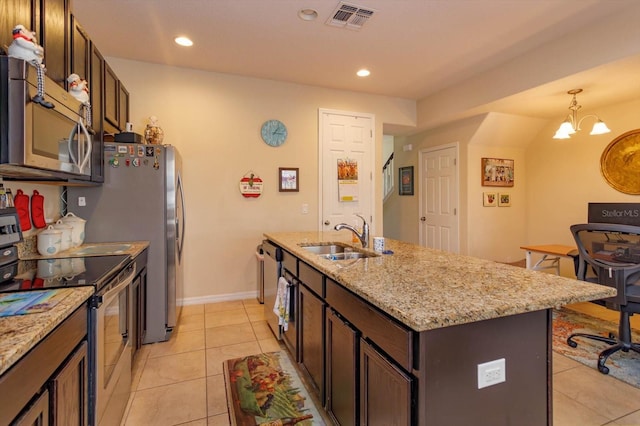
[{"x1": 72, "y1": 0, "x2": 640, "y2": 131}]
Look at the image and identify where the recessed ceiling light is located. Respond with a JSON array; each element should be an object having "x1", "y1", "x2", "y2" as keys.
[
  {"x1": 357, "y1": 69, "x2": 371, "y2": 77},
  {"x1": 298, "y1": 8, "x2": 318, "y2": 21},
  {"x1": 174, "y1": 36, "x2": 193, "y2": 47}
]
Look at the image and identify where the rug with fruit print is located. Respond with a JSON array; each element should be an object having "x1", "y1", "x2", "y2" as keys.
[
  {"x1": 224, "y1": 351, "x2": 325, "y2": 426},
  {"x1": 553, "y1": 308, "x2": 640, "y2": 388}
]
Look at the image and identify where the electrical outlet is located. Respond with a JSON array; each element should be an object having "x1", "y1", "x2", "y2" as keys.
[
  {"x1": 477, "y1": 358, "x2": 506, "y2": 389},
  {"x1": 78, "y1": 196, "x2": 86, "y2": 207}
]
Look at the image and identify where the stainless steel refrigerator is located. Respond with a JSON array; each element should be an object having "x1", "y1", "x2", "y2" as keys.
[{"x1": 69, "y1": 143, "x2": 185, "y2": 343}]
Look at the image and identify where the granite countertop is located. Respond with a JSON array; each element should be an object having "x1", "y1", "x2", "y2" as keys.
[
  {"x1": 0, "y1": 286, "x2": 94, "y2": 376},
  {"x1": 18, "y1": 239, "x2": 149, "y2": 260},
  {"x1": 264, "y1": 231, "x2": 617, "y2": 332}
]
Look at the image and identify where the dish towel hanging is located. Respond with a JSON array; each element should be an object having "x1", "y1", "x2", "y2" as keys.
[{"x1": 273, "y1": 276, "x2": 290, "y2": 331}]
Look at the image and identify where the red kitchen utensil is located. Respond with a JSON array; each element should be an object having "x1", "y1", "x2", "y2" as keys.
[
  {"x1": 14, "y1": 189, "x2": 31, "y2": 231},
  {"x1": 31, "y1": 190, "x2": 47, "y2": 229}
]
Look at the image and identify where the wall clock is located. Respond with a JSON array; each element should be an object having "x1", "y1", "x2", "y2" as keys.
[{"x1": 261, "y1": 119, "x2": 288, "y2": 147}]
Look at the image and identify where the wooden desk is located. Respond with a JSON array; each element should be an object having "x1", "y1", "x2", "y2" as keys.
[{"x1": 520, "y1": 244, "x2": 577, "y2": 275}]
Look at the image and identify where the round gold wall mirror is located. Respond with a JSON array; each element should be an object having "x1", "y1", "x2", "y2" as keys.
[{"x1": 601, "y1": 129, "x2": 640, "y2": 194}]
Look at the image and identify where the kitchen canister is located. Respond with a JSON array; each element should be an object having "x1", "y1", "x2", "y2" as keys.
[
  {"x1": 53, "y1": 219, "x2": 73, "y2": 251},
  {"x1": 373, "y1": 236, "x2": 385, "y2": 253},
  {"x1": 37, "y1": 225, "x2": 63, "y2": 256},
  {"x1": 60, "y1": 212, "x2": 86, "y2": 247}
]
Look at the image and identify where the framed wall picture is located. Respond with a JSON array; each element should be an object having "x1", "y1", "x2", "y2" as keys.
[
  {"x1": 399, "y1": 166, "x2": 414, "y2": 196},
  {"x1": 279, "y1": 167, "x2": 299, "y2": 192},
  {"x1": 481, "y1": 158, "x2": 514, "y2": 187},
  {"x1": 483, "y1": 192, "x2": 497, "y2": 207},
  {"x1": 498, "y1": 193, "x2": 511, "y2": 207}
]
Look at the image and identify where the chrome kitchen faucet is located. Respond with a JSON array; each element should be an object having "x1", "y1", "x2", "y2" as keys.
[{"x1": 335, "y1": 214, "x2": 370, "y2": 248}]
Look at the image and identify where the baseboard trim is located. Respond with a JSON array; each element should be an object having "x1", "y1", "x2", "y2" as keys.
[{"x1": 179, "y1": 290, "x2": 259, "y2": 306}]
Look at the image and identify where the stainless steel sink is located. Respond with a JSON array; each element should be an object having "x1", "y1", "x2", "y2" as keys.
[
  {"x1": 300, "y1": 242, "x2": 378, "y2": 261},
  {"x1": 319, "y1": 252, "x2": 376, "y2": 261},
  {"x1": 300, "y1": 242, "x2": 352, "y2": 255}
]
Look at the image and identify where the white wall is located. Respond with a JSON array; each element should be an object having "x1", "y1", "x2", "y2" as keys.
[
  {"x1": 106, "y1": 58, "x2": 416, "y2": 300},
  {"x1": 526, "y1": 97, "x2": 640, "y2": 275}
]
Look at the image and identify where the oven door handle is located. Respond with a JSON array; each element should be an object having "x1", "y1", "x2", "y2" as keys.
[{"x1": 94, "y1": 263, "x2": 137, "y2": 307}]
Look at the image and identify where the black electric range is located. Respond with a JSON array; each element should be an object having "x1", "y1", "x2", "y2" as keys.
[{"x1": 0, "y1": 255, "x2": 131, "y2": 293}]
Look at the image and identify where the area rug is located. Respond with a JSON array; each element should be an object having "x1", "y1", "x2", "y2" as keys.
[
  {"x1": 552, "y1": 308, "x2": 640, "y2": 388},
  {"x1": 223, "y1": 351, "x2": 326, "y2": 426}
]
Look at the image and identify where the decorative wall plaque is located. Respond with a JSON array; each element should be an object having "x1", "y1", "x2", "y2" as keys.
[{"x1": 600, "y1": 129, "x2": 640, "y2": 195}]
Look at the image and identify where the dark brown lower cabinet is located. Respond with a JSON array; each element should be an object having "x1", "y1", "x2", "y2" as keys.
[
  {"x1": 326, "y1": 308, "x2": 358, "y2": 426},
  {"x1": 360, "y1": 339, "x2": 413, "y2": 426},
  {"x1": 298, "y1": 283, "x2": 324, "y2": 400},
  {"x1": 50, "y1": 341, "x2": 88, "y2": 425},
  {"x1": 13, "y1": 389, "x2": 50, "y2": 426}
]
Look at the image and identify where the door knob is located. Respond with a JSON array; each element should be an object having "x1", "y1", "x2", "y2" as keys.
[
  {"x1": 324, "y1": 220, "x2": 330, "y2": 226},
  {"x1": 420, "y1": 217, "x2": 426, "y2": 221}
]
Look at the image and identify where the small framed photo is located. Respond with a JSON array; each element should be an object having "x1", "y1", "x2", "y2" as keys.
[
  {"x1": 498, "y1": 193, "x2": 511, "y2": 207},
  {"x1": 399, "y1": 166, "x2": 414, "y2": 196},
  {"x1": 483, "y1": 192, "x2": 497, "y2": 207},
  {"x1": 279, "y1": 167, "x2": 299, "y2": 192},
  {"x1": 481, "y1": 158, "x2": 514, "y2": 187}
]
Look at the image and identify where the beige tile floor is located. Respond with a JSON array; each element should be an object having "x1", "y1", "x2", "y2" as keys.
[{"x1": 121, "y1": 299, "x2": 640, "y2": 425}]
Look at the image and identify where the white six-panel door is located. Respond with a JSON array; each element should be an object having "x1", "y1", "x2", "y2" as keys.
[
  {"x1": 419, "y1": 144, "x2": 459, "y2": 253},
  {"x1": 319, "y1": 109, "x2": 375, "y2": 232}
]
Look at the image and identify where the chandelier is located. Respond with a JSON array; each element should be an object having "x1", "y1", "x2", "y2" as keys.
[{"x1": 553, "y1": 89, "x2": 611, "y2": 139}]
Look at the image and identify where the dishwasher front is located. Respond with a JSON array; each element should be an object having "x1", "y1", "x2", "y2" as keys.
[{"x1": 262, "y1": 241, "x2": 282, "y2": 338}]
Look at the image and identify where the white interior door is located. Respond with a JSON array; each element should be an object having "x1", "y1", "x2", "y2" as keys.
[
  {"x1": 319, "y1": 109, "x2": 374, "y2": 232},
  {"x1": 419, "y1": 144, "x2": 459, "y2": 252}
]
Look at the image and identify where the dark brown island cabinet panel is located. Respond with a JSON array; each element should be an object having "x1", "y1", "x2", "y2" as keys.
[
  {"x1": 360, "y1": 339, "x2": 413, "y2": 426},
  {"x1": 326, "y1": 308, "x2": 359, "y2": 426},
  {"x1": 298, "y1": 282, "x2": 325, "y2": 401}
]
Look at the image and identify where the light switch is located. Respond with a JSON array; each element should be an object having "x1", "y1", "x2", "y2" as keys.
[
  {"x1": 78, "y1": 196, "x2": 86, "y2": 207},
  {"x1": 301, "y1": 203, "x2": 309, "y2": 214}
]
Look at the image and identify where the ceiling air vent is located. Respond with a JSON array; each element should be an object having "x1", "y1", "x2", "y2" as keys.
[{"x1": 326, "y1": 2, "x2": 376, "y2": 30}]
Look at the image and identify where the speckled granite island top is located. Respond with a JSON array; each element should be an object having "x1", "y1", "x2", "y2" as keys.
[
  {"x1": 0, "y1": 286, "x2": 93, "y2": 376},
  {"x1": 264, "y1": 231, "x2": 616, "y2": 332}
]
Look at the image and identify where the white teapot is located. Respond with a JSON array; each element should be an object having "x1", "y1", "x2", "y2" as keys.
[{"x1": 60, "y1": 212, "x2": 86, "y2": 247}]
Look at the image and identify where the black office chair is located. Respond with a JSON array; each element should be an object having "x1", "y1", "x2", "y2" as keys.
[{"x1": 568, "y1": 223, "x2": 640, "y2": 374}]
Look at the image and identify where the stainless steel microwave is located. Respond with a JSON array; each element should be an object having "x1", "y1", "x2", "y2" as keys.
[{"x1": 0, "y1": 57, "x2": 93, "y2": 181}]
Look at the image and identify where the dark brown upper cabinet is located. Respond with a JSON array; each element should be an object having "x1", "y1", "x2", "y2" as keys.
[
  {"x1": 0, "y1": 0, "x2": 33, "y2": 55},
  {"x1": 104, "y1": 61, "x2": 119, "y2": 132},
  {"x1": 119, "y1": 82, "x2": 129, "y2": 130},
  {"x1": 70, "y1": 14, "x2": 89, "y2": 81},
  {"x1": 36, "y1": 0, "x2": 69, "y2": 87}
]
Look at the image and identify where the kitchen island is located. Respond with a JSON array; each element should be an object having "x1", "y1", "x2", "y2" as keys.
[{"x1": 264, "y1": 231, "x2": 616, "y2": 426}]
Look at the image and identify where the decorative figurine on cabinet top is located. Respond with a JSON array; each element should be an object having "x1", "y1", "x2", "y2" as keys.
[
  {"x1": 67, "y1": 73, "x2": 93, "y2": 132},
  {"x1": 144, "y1": 116, "x2": 165, "y2": 145},
  {"x1": 8, "y1": 24, "x2": 53, "y2": 108}
]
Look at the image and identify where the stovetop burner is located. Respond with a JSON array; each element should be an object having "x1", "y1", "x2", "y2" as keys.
[{"x1": 0, "y1": 255, "x2": 131, "y2": 293}]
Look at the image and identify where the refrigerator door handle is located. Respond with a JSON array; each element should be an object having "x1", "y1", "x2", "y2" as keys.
[{"x1": 177, "y1": 170, "x2": 186, "y2": 262}]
